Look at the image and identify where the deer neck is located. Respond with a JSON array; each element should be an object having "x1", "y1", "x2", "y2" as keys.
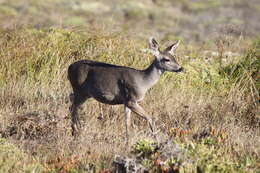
[{"x1": 141, "y1": 60, "x2": 164, "y2": 90}]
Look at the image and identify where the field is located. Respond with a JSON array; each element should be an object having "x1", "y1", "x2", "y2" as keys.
[{"x1": 0, "y1": 0, "x2": 259, "y2": 172}]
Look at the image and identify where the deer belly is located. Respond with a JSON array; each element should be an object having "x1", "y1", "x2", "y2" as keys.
[{"x1": 91, "y1": 91, "x2": 124, "y2": 105}]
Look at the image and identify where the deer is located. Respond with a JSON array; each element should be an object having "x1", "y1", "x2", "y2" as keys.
[{"x1": 67, "y1": 37, "x2": 183, "y2": 143}]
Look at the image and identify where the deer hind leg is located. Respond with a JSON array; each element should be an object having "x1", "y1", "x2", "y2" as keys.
[
  {"x1": 126, "y1": 101, "x2": 155, "y2": 135},
  {"x1": 69, "y1": 92, "x2": 90, "y2": 136}
]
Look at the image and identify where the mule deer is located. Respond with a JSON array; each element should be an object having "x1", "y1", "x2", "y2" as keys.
[{"x1": 68, "y1": 37, "x2": 183, "y2": 142}]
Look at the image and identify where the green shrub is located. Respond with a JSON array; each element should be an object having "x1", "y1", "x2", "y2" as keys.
[{"x1": 0, "y1": 138, "x2": 42, "y2": 173}]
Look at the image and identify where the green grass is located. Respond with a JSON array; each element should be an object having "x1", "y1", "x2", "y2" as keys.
[
  {"x1": 130, "y1": 138, "x2": 259, "y2": 173},
  {"x1": 0, "y1": 138, "x2": 42, "y2": 173}
]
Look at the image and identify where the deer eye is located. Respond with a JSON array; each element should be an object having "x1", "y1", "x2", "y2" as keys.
[{"x1": 162, "y1": 58, "x2": 170, "y2": 62}]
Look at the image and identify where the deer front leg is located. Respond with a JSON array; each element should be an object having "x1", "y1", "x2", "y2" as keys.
[
  {"x1": 124, "y1": 106, "x2": 131, "y2": 145},
  {"x1": 126, "y1": 101, "x2": 155, "y2": 134}
]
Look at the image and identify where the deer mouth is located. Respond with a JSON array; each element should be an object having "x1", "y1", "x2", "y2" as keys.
[{"x1": 172, "y1": 67, "x2": 183, "y2": 73}]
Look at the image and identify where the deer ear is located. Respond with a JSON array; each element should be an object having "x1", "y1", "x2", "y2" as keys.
[
  {"x1": 165, "y1": 40, "x2": 180, "y2": 54},
  {"x1": 149, "y1": 37, "x2": 160, "y2": 55}
]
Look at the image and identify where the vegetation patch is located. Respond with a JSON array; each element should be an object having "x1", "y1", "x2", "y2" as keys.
[
  {"x1": 0, "y1": 27, "x2": 259, "y2": 172},
  {"x1": 0, "y1": 0, "x2": 259, "y2": 172},
  {"x1": 0, "y1": 138, "x2": 42, "y2": 173}
]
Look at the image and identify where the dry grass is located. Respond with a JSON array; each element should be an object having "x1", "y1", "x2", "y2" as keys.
[
  {"x1": 0, "y1": 27, "x2": 259, "y2": 172},
  {"x1": 0, "y1": 0, "x2": 259, "y2": 172}
]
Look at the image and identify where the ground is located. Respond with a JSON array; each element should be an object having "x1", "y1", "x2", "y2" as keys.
[{"x1": 0, "y1": 0, "x2": 259, "y2": 172}]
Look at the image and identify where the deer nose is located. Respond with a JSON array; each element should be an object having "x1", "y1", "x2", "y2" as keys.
[{"x1": 177, "y1": 66, "x2": 183, "y2": 72}]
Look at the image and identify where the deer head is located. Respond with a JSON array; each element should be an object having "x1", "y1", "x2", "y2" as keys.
[{"x1": 149, "y1": 37, "x2": 183, "y2": 73}]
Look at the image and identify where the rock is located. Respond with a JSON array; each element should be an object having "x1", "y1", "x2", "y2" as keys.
[{"x1": 112, "y1": 155, "x2": 148, "y2": 173}]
